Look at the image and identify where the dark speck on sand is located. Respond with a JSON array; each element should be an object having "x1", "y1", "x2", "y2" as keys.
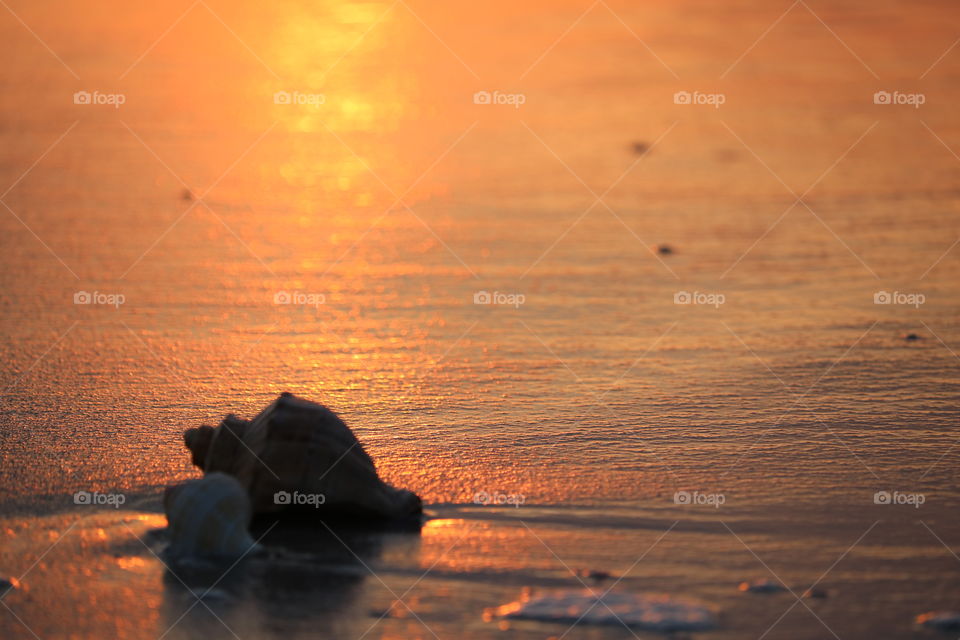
[
  {"x1": 576, "y1": 568, "x2": 612, "y2": 582},
  {"x1": 916, "y1": 611, "x2": 960, "y2": 631},
  {"x1": 0, "y1": 577, "x2": 19, "y2": 594},
  {"x1": 739, "y1": 579, "x2": 787, "y2": 593}
]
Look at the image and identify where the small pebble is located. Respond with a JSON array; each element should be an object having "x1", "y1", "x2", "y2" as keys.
[
  {"x1": 657, "y1": 244, "x2": 673, "y2": 255},
  {"x1": 802, "y1": 587, "x2": 827, "y2": 599},
  {"x1": 631, "y1": 141, "x2": 650, "y2": 155},
  {"x1": 576, "y1": 568, "x2": 611, "y2": 582},
  {"x1": 0, "y1": 577, "x2": 20, "y2": 596},
  {"x1": 738, "y1": 579, "x2": 786, "y2": 593},
  {"x1": 180, "y1": 188, "x2": 194, "y2": 201},
  {"x1": 904, "y1": 333, "x2": 920, "y2": 341},
  {"x1": 916, "y1": 611, "x2": 960, "y2": 631}
]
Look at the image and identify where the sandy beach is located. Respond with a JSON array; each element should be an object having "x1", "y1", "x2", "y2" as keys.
[{"x1": 2, "y1": 0, "x2": 960, "y2": 637}]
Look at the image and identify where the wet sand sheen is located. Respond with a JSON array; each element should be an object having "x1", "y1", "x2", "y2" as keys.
[{"x1": 2, "y1": 0, "x2": 960, "y2": 638}]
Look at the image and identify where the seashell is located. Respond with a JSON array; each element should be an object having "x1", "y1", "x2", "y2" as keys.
[
  {"x1": 163, "y1": 472, "x2": 257, "y2": 559},
  {"x1": 183, "y1": 393, "x2": 422, "y2": 520}
]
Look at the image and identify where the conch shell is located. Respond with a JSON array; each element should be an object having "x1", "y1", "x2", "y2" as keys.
[
  {"x1": 183, "y1": 393, "x2": 421, "y2": 520},
  {"x1": 163, "y1": 472, "x2": 257, "y2": 559}
]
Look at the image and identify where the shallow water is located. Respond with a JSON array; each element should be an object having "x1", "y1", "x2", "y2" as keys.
[
  {"x1": 2, "y1": 503, "x2": 958, "y2": 639},
  {"x1": 2, "y1": 0, "x2": 960, "y2": 638}
]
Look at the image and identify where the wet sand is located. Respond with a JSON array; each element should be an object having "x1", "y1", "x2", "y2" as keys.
[
  {"x1": 1, "y1": 501, "x2": 957, "y2": 639},
  {"x1": 2, "y1": 0, "x2": 960, "y2": 637}
]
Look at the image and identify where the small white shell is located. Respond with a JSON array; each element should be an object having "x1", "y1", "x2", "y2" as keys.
[{"x1": 164, "y1": 472, "x2": 257, "y2": 559}]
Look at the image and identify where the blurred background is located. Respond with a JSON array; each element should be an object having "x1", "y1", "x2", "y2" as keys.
[{"x1": 2, "y1": 0, "x2": 958, "y2": 507}]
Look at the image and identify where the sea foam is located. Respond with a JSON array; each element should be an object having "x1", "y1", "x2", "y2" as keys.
[{"x1": 490, "y1": 588, "x2": 716, "y2": 632}]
